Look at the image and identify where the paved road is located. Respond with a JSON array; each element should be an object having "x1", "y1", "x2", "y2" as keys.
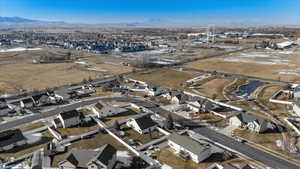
[
  {"x1": 180, "y1": 67, "x2": 290, "y2": 84},
  {"x1": 140, "y1": 100, "x2": 300, "y2": 169},
  {"x1": 193, "y1": 127, "x2": 300, "y2": 169}
]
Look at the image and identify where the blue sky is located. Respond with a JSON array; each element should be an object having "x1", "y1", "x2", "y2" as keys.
[{"x1": 0, "y1": 0, "x2": 300, "y2": 25}]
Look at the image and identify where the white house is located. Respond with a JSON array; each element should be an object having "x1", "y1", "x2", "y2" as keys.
[
  {"x1": 20, "y1": 97, "x2": 35, "y2": 108},
  {"x1": 229, "y1": 112, "x2": 276, "y2": 133},
  {"x1": 55, "y1": 109, "x2": 81, "y2": 128},
  {"x1": 168, "y1": 133, "x2": 212, "y2": 163},
  {"x1": 91, "y1": 102, "x2": 129, "y2": 118},
  {"x1": 126, "y1": 114, "x2": 157, "y2": 134},
  {"x1": 168, "y1": 90, "x2": 190, "y2": 104},
  {"x1": 0, "y1": 129, "x2": 27, "y2": 152}
]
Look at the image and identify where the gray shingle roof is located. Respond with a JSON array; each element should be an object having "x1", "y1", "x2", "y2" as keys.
[
  {"x1": 169, "y1": 133, "x2": 210, "y2": 155},
  {"x1": 60, "y1": 109, "x2": 80, "y2": 120},
  {"x1": 62, "y1": 149, "x2": 99, "y2": 168},
  {"x1": 235, "y1": 112, "x2": 276, "y2": 132},
  {"x1": 0, "y1": 129, "x2": 25, "y2": 147},
  {"x1": 100, "y1": 105, "x2": 128, "y2": 115},
  {"x1": 60, "y1": 144, "x2": 116, "y2": 168},
  {"x1": 89, "y1": 144, "x2": 117, "y2": 166},
  {"x1": 134, "y1": 114, "x2": 157, "y2": 130}
]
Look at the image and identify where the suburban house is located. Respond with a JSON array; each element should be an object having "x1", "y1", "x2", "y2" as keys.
[
  {"x1": 0, "y1": 129, "x2": 27, "y2": 152},
  {"x1": 20, "y1": 97, "x2": 35, "y2": 108},
  {"x1": 168, "y1": 90, "x2": 190, "y2": 104},
  {"x1": 229, "y1": 112, "x2": 277, "y2": 133},
  {"x1": 126, "y1": 114, "x2": 158, "y2": 134},
  {"x1": 58, "y1": 144, "x2": 117, "y2": 169},
  {"x1": 53, "y1": 109, "x2": 81, "y2": 128},
  {"x1": 292, "y1": 100, "x2": 300, "y2": 116},
  {"x1": 0, "y1": 103, "x2": 15, "y2": 117},
  {"x1": 293, "y1": 87, "x2": 300, "y2": 99},
  {"x1": 92, "y1": 102, "x2": 129, "y2": 118},
  {"x1": 145, "y1": 84, "x2": 168, "y2": 96},
  {"x1": 31, "y1": 91, "x2": 59, "y2": 106},
  {"x1": 168, "y1": 133, "x2": 212, "y2": 163},
  {"x1": 186, "y1": 98, "x2": 209, "y2": 113}
]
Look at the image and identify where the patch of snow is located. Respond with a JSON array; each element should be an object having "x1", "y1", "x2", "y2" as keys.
[
  {"x1": 161, "y1": 164, "x2": 173, "y2": 169},
  {"x1": 25, "y1": 133, "x2": 43, "y2": 144},
  {"x1": 75, "y1": 61, "x2": 87, "y2": 65},
  {"x1": 117, "y1": 151, "x2": 131, "y2": 158},
  {"x1": 239, "y1": 53, "x2": 272, "y2": 58},
  {"x1": 276, "y1": 140, "x2": 283, "y2": 148},
  {"x1": 277, "y1": 70, "x2": 300, "y2": 76},
  {"x1": 11, "y1": 161, "x2": 31, "y2": 169},
  {"x1": 0, "y1": 47, "x2": 42, "y2": 53},
  {"x1": 278, "y1": 51, "x2": 294, "y2": 55},
  {"x1": 224, "y1": 57, "x2": 290, "y2": 65},
  {"x1": 86, "y1": 67, "x2": 107, "y2": 72}
]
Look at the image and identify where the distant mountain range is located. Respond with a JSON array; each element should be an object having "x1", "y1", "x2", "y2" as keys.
[
  {"x1": 1, "y1": 16, "x2": 299, "y2": 28},
  {"x1": 0, "y1": 16, "x2": 38, "y2": 23},
  {"x1": 0, "y1": 16, "x2": 187, "y2": 28},
  {"x1": 0, "y1": 16, "x2": 76, "y2": 28}
]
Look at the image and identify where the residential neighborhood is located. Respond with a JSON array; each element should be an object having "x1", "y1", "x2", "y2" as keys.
[{"x1": 1, "y1": 4, "x2": 300, "y2": 168}]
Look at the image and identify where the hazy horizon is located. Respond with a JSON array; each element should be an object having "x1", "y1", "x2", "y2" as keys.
[{"x1": 1, "y1": 0, "x2": 300, "y2": 26}]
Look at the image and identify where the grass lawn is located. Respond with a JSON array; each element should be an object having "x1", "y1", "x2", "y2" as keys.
[
  {"x1": 0, "y1": 134, "x2": 53, "y2": 160},
  {"x1": 41, "y1": 122, "x2": 99, "y2": 137},
  {"x1": 194, "y1": 113, "x2": 223, "y2": 123},
  {"x1": 129, "y1": 68, "x2": 198, "y2": 90},
  {"x1": 102, "y1": 111, "x2": 138, "y2": 126},
  {"x1": 123, "y1": 128, "x2": 164, "y2": 144},
  {"x1": 79, "y1": 109, "x2": 94, "y2": 116},
  {"x1": 233, "y1": 128, "x2": 284, "y2": 153},
  {"x1": 257, "y1": 85, "x2": 289, "y2": 117},
  {"x1": 20, "y1": 121, "x2": 45, "y2": 132},
  {"x1": 90, "y1": 88, "x2": 113, "y2": 97},
  {"x1": 195, "y1": 77, "x2": 234, "y2": 100},
  {"x1": 56, "y1": 123, "x2": 99, "y2": 136}
]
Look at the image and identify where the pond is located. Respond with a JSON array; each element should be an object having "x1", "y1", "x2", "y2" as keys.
[{"x1": 235, "y1": 80, "x2": 266, "y2": 98}]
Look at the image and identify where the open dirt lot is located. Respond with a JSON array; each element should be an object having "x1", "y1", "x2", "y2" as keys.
[
  {"x1": 129, "y1": 68, "x2": 199, "y2": 89},
  {"x1": 194, "y1": 77, "x2": 234, "y2": 100},
  {"x1": 0, "y1": 49, "x2": 134, "y2": 93},
  {"x1": 185, "y1": 48, "x2": 300, "y2": 83},
  {"x1": 257, "y1": 85, "x2": 289, "y2": 117}
]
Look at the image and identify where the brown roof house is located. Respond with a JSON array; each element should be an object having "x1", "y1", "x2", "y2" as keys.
[{"x1": 59, "y1": 144, "x2": 117, "y2": 169}]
